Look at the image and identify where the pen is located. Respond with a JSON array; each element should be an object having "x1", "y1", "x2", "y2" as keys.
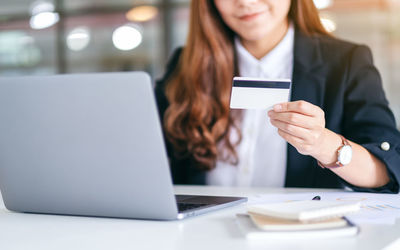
[{"x1": 312, "y1": 195, "x2": 321, "y2": 200}]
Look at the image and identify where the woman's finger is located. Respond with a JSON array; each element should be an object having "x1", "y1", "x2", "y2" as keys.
[
  {"x1": 268, "y1": 111, "x2": 316, "y2": 129},
  {"x1": 270, "y1": 118, "x2": 311, "y2": 140},
  {"x1": 277, "y1": 129, "x2": 316, "y2": 156},
  {"x1": 273, "y1": 100, "x2": 324, "y2": 118},
  {"x1": 277, "y1": 129, "x2": 308, "y2": 150}
]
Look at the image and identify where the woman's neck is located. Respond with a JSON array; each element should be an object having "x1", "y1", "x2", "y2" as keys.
[{"x1": 240, "y1": 19, "x2": 290, "y2": 60}]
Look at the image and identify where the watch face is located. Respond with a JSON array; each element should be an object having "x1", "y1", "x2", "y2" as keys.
[{"x1": 339, "y1": 145, "x2": 352, "y2": 165}]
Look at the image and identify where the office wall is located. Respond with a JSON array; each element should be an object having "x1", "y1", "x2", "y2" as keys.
[
  {"x1": 331, "y1": 9, "x2": 400, "y2": 126},
  {"x1": 0, "y1": 0, "x2": 399, "y2": 127}
]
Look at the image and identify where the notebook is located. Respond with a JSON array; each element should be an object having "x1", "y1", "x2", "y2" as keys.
[
  {"x1": 236, "y1": 214, "x2": 359, "y2": 240},
  {"x1": 248, "y1": 212, "x2": 348, "y2": 231},
  {"x1": 247, "y1": 200, "x2": 361, "y2": 222}
]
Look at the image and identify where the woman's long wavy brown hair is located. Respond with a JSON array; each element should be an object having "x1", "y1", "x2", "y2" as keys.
[{"x1": 164, "y1": 0, "x2": 330, "y2": 170}]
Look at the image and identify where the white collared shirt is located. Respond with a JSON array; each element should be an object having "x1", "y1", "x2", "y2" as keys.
[{"x1": 206, "y1": 24, "x2": 295, "y2": 187}]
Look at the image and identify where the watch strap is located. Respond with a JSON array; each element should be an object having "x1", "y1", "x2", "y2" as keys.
[{"x1": 317, "y1": 135, "x2": 351, "y2": 169}]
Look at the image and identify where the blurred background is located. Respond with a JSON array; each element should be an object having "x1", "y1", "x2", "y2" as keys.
[{"x1": 0, "y1": 0, "x2": 399, "y2": 126}]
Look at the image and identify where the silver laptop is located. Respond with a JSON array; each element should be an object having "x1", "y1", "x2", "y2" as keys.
[{"x1": 0, "y1": 72, "x2": 246, "y2": 220}]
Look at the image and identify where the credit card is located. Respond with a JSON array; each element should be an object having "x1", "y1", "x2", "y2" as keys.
[{"x1": 229, "y1": 77, "x2": 291, "y2": 110}]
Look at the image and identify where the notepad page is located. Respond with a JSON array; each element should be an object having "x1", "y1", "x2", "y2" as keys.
[{"x1": 248, "y1": 200, "x2": 360, "y2": 221}]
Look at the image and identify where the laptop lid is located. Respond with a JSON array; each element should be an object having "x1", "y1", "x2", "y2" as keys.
[{"x1": 0, "y1": 72, "x2": 180, "y2": 220}]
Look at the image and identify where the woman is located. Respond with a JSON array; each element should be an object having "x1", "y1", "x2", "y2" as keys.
[{"x1": 155, "y1": 0, "x2": 400, "y2": 193}]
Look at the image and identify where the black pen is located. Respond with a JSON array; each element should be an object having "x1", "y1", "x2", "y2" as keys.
[{"x1": 312, "y1": 195, "x2": 321, "y2": 200}]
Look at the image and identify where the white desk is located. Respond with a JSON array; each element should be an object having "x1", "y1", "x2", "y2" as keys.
[{"x1": 0, "y1": 185, "x2": 399, "y2": 250}]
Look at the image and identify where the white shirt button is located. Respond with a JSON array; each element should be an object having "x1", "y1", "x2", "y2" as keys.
[{"x1": 381, "y1": 142, "x2": 390, "y2": 151}]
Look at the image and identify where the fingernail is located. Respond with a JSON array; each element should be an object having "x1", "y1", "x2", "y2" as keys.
[
  {"x1": 274, "y1": 104, "x2": 282, "y2": 111},
  {"x1": 268, "y1": 110, "x2": 272, "y2": 116}
]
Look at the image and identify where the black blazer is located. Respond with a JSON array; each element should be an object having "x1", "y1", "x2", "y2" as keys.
[{"x1": 155, "y1": 29, "x2": 400, "y2": 193}]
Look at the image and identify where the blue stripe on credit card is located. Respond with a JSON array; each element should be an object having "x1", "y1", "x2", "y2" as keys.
[{"x1": 233, "y1": 80, "x2": 290, "y2": 89}]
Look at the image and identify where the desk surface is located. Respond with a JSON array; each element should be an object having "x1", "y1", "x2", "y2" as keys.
[{"x1": 0, "y1": 185, "x2": 399, "y2": 250}]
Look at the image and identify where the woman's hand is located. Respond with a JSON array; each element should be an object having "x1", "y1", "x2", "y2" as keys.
[{"x1": 268, "y1": 100, "x2": 342, "y2": 165}]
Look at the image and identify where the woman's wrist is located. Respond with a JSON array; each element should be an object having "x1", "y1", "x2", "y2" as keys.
[{"x1": 312, "y1": 129, "x2": 343, "y2": 165}]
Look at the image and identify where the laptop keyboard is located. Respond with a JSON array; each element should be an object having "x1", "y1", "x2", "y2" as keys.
[{"x1": 177, "y1": 203, "x2": 209, "y2": 212}]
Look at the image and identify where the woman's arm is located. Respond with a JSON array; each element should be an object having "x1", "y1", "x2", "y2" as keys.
[
  {"x1": 269, "y1": 44, "x2": 400, "y2": 192},
  {"x1": 268, "y1": 100, "x2": 390, "y2": 188}
]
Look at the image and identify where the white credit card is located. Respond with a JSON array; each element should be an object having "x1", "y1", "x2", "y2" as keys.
[{"x1": 229, "y1": 77, "x2": 292, "y2": 110}]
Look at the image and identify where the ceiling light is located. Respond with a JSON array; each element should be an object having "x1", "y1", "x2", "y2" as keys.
[
  {"x1": 320, "y1": 17, "x2": 337, "y2": 33},
  {"x1": 29, "y1": 1, "x2": 59, "y2": 30},
  {"x1": 313, "y1": 0, "x2": 333, "y2": 10},
  {"x1": 112, "y1": 25, "x2": 142, "y2": 51},
  {"x1": 30, "y1": 1, "x2": 55, "y2": 15},
  {"x1": 67, "y1": 27, "x2": 91, "y2": 51},
  {"x1": 30, "y1": 12, "x2": 59, "y2": 30},
  {"x1": 126, "y1": 6, "x2": 158, "y2": 22}
]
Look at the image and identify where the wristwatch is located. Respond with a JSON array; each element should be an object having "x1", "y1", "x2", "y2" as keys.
[{"x1": 317, "y1": 135, "x2": 352, "y2": 169}]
